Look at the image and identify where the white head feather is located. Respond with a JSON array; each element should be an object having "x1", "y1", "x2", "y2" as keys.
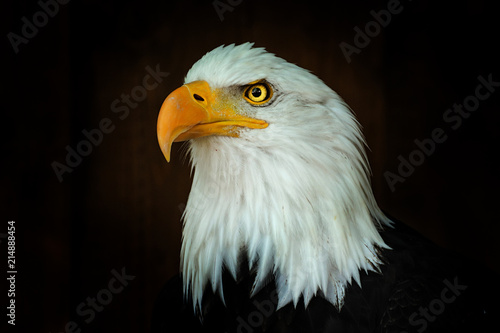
[{"x1": 178, "y1": 43, "x2": 392, "y2": 311}]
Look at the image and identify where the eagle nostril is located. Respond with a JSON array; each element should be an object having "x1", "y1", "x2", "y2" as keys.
[{"x1": 193, "y1": 94, "x2": 205, "y2": 102}]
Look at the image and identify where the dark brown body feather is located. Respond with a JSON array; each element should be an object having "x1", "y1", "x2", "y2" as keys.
[{"x1": 151, "y1": 218, "x2": 497, "y2": 332}]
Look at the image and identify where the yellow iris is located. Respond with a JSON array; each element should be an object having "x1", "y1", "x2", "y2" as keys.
[{"x1": 243, "y1": 82, "x2": 272, "y2": 105}]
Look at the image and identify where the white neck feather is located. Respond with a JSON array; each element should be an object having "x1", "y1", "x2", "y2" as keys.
[{"x1": 180, "y1": 97, "x2": 392, "y2": 311}]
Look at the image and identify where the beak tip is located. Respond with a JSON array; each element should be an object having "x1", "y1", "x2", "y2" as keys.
[{"x1": 159, "y1": 142, "x2": 172, "y2": 163}]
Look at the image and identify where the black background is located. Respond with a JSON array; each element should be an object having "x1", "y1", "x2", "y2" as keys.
[{"x1": 2, "y1": 0, "x2": 499, "y2": 332}]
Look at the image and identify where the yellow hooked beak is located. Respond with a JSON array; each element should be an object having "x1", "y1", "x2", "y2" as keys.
[{"x1": 157, "y1": 80, "x2": 268, "y2": 162}]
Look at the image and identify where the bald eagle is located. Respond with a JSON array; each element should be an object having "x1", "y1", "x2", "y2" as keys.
[{"x1": 152, "y1": 43, "x2": 496, "y2": 333}]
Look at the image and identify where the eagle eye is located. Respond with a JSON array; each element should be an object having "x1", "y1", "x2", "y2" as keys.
[{"x1": 243, "y1": 82, "x2": 272, "y2": 105}]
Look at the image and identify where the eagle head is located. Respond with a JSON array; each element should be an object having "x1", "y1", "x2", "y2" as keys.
[{"x1": 157, "y1": 43, "x2": 392, "y2": 311}]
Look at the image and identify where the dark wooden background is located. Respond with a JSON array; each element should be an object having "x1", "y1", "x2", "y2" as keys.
[{"x1": 2, "y1": 0, "x2": 499, "y2": 332}]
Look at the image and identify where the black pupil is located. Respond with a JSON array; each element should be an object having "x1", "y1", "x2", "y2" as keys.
[{"x1": 251, "y1": 87, "x2": 262, "y2": 98}]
